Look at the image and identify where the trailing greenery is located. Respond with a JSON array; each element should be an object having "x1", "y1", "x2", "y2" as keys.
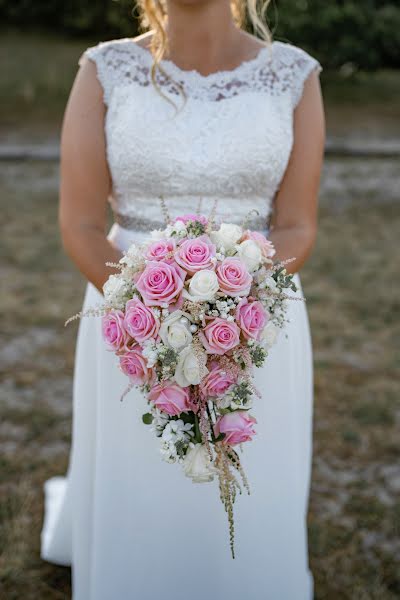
[{"x1": 0, "y1": 0, "x2": 399, "y2": 69}]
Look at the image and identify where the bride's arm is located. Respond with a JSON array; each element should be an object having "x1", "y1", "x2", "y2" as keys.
[
  {"x1": 59, "y1": 58, "x2": 122, "y2": 294},
  {"x1": 268, "y1": 71, "x2": 325, "y2": 274}
]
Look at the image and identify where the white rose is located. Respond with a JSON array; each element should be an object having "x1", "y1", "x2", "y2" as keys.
[
  {"x1": 102, "y1": 274, "x2": 127, "y2": 308},
  {"x1": 236, "y1": 239, "x2": 262, "y2": 272},
  {"x1": 210, "y1": 223, "x2": 243, "y2": 252},
  {"x1": 174, "y1": 345, "x2": 208, "y2": 387},
  {"x1": 164, "y1": 220, "x2": 187, "y2": 238},
  {"x1": 182, "y1": 443, "x2": 216, "y2": 483},
  {"x1": 183, "y1": 270, "x2": 219, "y2": 302},
  {"x1": 174, "y1": 220, "x2": 187, "y2": 232},
  {"x1": 159, "y1": 311, "x2": 192, "y2": 351},
  {"x1": 260, "y1": 321, "x2": 280, "y2": 349}
]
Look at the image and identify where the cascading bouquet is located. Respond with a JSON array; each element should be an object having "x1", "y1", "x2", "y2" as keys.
[{"x1": 68, "y1": 206, "x2": 300, "y2": 557}]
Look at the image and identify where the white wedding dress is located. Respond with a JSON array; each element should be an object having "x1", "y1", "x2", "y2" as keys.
[{"x1": 40, "y1": 37, "x2": 321, "y2": 600}]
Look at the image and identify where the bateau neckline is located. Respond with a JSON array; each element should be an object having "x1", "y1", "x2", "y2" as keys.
[{"x1": 126, "y1": 38, "x2": 273, "y2": 81}]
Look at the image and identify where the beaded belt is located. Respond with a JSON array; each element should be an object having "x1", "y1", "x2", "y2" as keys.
[
  {"x1": 113, "y1": 211, "x2": 164, "y2": 232},
  {"x1": 113, "y1": 210, "x2": 269, "y2": 233}
]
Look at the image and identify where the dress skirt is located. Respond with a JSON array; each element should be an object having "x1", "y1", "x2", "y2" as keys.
[{"x1": 40, "y1": 223, "x2": 314, "y2": 600}]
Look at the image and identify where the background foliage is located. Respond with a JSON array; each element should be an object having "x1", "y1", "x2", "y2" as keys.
[{"x1": 1, "y1": 0, "x2": 400, "y2": 69}]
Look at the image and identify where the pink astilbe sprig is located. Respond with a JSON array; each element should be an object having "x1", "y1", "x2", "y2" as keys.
[
  {"x1": 105, "y1": 261, "x2": 124, "y2": 270},
  {"x1": 64, "y1": 304, "x2": 108, "y2": 327},
  {"x1": 205, "y1": 198, "x2": 219, "y2": 234},
  {"x1": 240, "y1": 208, "x2": 260, "y2": 230},
  {"x1": 199, "y1": 396, "x2": 213, "y2": 459},
  {"x1": 217, "y1": 354, "x2": 243, "y2": 382},
  {"x1": 120, "y1": 381, "x2": 135, "y2": 403},
  {"x1": 182, "y1": 300, "x2": 208, "y2": 326},
  {"x1": 271, "y1": 257, "x2": 296, "y2": 271},
  {"x1": 232, "y1": 344, "x2": 253, "y2": 374},
  {"x1": 188, "y1": 387, "x2": 201, "y2": 415},
  {"x1": 214, "y1": 444, "x2": 243, "y2": 559},
  {"x1": 158, "y1": 195, "x2": 172, "y2": 226}
]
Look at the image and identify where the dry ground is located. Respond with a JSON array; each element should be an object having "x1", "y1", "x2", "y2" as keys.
[{"x1": 0, "y1": 157, "x2": 399, "y2": 600}]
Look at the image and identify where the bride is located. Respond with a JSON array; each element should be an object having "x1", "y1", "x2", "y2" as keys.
[{"x1": 40, "y1": 0, "x2": 325, "y2": 597}]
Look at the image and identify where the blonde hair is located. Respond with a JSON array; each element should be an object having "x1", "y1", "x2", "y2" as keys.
[{"x1": 135, "y1": 0, "x2": 272, "y2": 107}]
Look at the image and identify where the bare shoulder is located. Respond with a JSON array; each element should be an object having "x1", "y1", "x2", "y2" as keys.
[{"x1": 73, "y1": 54, "x2": 104, "y2": 110}]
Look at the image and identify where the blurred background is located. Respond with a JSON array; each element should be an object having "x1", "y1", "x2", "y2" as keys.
[{"x1": 0, "y1": 1, "x2": 399, "y2": 598}]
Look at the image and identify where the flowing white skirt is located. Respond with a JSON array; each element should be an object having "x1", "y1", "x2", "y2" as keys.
[{"x1": 40, "y1": 224, "x2": 314, "y2": 600}]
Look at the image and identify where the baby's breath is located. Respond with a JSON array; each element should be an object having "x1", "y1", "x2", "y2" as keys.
[{"x1": 250, "y1": 344, "x2": 267, "y2": 367}]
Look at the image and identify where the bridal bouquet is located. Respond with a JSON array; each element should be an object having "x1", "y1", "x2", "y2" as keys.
[{"x1": 69, "y1": 208, "x2": 299, "y2": 557}]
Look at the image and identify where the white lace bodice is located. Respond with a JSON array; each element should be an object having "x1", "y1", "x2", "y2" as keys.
[{"x1": 79, "y1": 37, "x2": 321, "y2": 232}]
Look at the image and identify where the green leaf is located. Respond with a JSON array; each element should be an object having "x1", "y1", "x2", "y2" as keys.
[
  {"x1": 194, "y1": 413, "x2": 202, "y2": 443},
  {"x1": 179, "y1": 412, "x2": 195, "y2": 425},
  {"x1": 142, "y1": 413, "x2": 153, "y2": 425}
]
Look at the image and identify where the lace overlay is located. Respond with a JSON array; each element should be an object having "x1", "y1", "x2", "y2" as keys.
[{"x1": 78, "y1": 38, "x2": 321, "y2": 231}]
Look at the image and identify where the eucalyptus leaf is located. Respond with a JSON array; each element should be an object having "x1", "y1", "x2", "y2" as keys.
[{"x1": 142, "y1": 413, "x2": 153, "y2": 425}]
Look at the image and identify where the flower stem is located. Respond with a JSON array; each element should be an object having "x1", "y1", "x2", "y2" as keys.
[
  {"x1": 194, "y1": 413, "x2": 202, "y2": 443},
  {"x1": 206, "y1": 403, "x2": 216, "y2": 443}
]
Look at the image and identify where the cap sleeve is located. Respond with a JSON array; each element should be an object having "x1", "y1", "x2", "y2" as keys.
[
  {"x1": 292, "y1": 50, "x2": 322, "y2": 109},
  {"x1": 78, "y1": 41, "x2": 115, "y2": 106},
  {"x1": 273, "y1": 42, "x2": 322, "y2": 110}
]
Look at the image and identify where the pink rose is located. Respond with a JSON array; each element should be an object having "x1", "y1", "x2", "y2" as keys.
[
  {"x1": 216, "y1": 258, "x2": 252, "y2": 297},
  {"x1": 102, "y1": 310, "x2": 129, "y2": 351},
  {"x1": 174, "y1": 214, "x2": 208, "y2": 226},
  {"x1": 199, "y1": 318, "x2": 240, "y2": 355},
  {"x1": 144, "y1": 239, "x2": 176, "y2": 263},
  {"x1": 236, "y1": 298, "x2": 269, "y2": 341},
  {"x1": 136, "y1": 260, "x2": 186, "y2": 308},
  {"x1": 175, "y1": 235, "x2": 216, "y2": 274},
  {"x1": 241, "y1": 230, "x2": 275, "y2": 259},
  {"x1": 124, "y1": 298, "x2": 160, "y2": 343},
  {"x1": 119, "y1": 345, "x2": 154, "y2": 385},
  {"x1": 202, "y1": 364, "x2": 236, "y2": 398},
  {"x1": 148, "y1": 381, "x2": 191, "y2": 416},
  {"x1": 214, "y1": 411, "x2": 257, "y2": 445}
]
